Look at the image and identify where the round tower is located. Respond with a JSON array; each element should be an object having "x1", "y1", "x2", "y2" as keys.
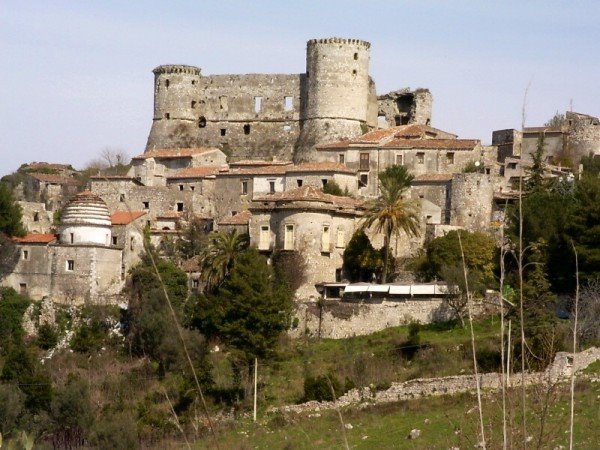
[
  {"x1": 145, "y1": 65, "x2": 202, "y2": 151},
  {"x1": 59, "y1": 191, "x2": 112, "y2": 246},
  {"x1": 295, "y1": 38, "x2": 372, "y2": 162}
]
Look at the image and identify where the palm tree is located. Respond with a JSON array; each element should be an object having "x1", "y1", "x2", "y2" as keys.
[
  {"x1": 360, "y1": 165, "x2": 420, "y2": 283},
  {"x1": 199, "y1": 230, "x2": 249, "y2": 290}
]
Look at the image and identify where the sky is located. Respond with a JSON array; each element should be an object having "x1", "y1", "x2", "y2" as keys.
[{"x1": 1, "y1": 1, "x2": 598, "y2": 176}]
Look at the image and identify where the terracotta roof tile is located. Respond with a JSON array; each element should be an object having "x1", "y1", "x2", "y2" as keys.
[
  {"x1": 132, "y1": 147, "x2": 221, "y2": 160},
  {"x1": 383, "y1": 139, "x2": 479, "y2": 150},
  {"x1": 230, "y1": 160, "x2": 292, "y2": 167},
  {"x1": 13, "y1": 233, "x2": 57, "y2": 244},
  {"x1": 286, "y1": 162, "x2": 356, "y2": 174},
  {"x1": 180, "y1": 256, "x2": 201, "y2": 272},
  {"x1": 254, "y1": 186, "x2": 362, "y2": 208},
  {"x1": 157, "y1": 211, "x2": 182, "y2": 219},
  {"x1": 167, "y1": 166, "x2": 228, "y2": 179},
  {"x1": 221, "y1": 165, "x2": 290, "y2": 176},
  {"x1": 24, "y1": 162, "x2": 73, "y2": 171},
  {"x1": 218, "y1": 210, "x2": 252, "y2": 225},
  {"x1": 110, "y1": 211, "x2": 147, "y2": 225}
]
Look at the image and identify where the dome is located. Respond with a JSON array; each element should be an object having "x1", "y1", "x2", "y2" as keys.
[{"x1": 59, "y1": 191, "x2": 112, "y2": 246}]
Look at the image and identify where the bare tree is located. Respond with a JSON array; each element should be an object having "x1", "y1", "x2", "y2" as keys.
[
  {"x1": 99, "y1": 147, "x2": 130, "y2": 168},
  {"x1": 576, "y1": 278, "x2": 600, "y2": 345}
]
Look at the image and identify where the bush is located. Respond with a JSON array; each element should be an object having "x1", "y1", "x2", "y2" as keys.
[
  {"x1": 37, "y1": 323, "x2": 59, "y2": 350},
  {"x1": 0, "y1": 287, "x2": 30, "y2": 350},
  {"x1": 302, "y1": 373, "x2": 344, "y2": 402},
  {"x1": 90, "y1": 411, "x2": 139, "y2": 450},
  {"x1": 0, "y1": 382, "x2": 26, "y2": 434},
  {"x1": 70, "y1": 319, "x2": 108, "y2": 353}
]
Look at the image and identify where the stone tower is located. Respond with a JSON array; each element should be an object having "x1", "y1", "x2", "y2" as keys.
[
  {"x1": 294, "y1": 38, "x2": 376, "y2": 162},
  {"x1": 146, "y1": 65, "x2": 202, "y2": 151}
]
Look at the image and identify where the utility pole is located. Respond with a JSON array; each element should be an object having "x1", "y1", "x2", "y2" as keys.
[{"x1": 253, "y1": 358, "x2": 258, "y2": 422}]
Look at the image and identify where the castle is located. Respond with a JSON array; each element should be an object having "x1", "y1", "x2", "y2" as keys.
[
  {"x1": 145, "y1": 38, "x2": 432, "y2": 162},
  {"x1": 3, "y1": 37, "x2": 597, "y2": 310}
]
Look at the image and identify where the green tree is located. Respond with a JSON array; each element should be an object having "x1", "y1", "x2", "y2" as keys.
[
  {"x1": 544, "y1": 111, "x2": 566, "y2": 128},
  {"x1": 360, "y1": 165, "x2": 420, "y2": 282},
  {"x1": 0, "y1": 383, "x2": 26, "y2": 434},
  {"x1": 342, "y1": 230, "x2": 386, "y2": 282},
  {"x1": 0, "y1": 182, "x2": 25, "y2": 237},
  {"x1": 526, "y1": 133, "x2": 547, "y2": 192},
  {"x1": 177, "y1": 216, "x2": 211, "y2": 259},
  {"x1": 199, "y1": 230, "x2": 249, "y2": 290},
  {"x1": 422, "y1": 230, "x2": 497, "y2": 284},
  {"x1": 51, "y1": 376, "x2": 94, "y2": 443},
  {"x1": 322, "y1": 180, "x2": 349, "y2": 197},
  {"x1": 0, "y1": 287, "x2": 30, "y2": 351},
  {"x1": 195, "y1": 248, "x2": 292, "y2": 368}
]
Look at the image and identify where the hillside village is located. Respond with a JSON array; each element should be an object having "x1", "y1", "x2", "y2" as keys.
[{"x1": 1, "y1": 37, "x2": 600, "y2": 448}]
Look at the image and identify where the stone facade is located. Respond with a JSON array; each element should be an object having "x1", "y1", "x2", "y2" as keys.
[
  {"x1": 18, "y1": 201, "x2": 54, "y2": 234},
  {"x1": 144, "y1": 38, "x2": 429, "y2": 163}
]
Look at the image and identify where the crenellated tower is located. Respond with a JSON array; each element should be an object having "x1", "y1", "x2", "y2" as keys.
[
  {"x1": 294, "y1": 38, "x2": 375, "y2": 162},
  {"x1": 145, "y1": 65, "x2": 202, "y2": 151}
]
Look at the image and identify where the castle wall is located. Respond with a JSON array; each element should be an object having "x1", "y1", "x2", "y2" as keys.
[
  {"x1": 18, "y1": 201, "x2": 53, "y2": 234},
  {"x1": 377, "y1": 89, "x2": 433, "y2": 127},
  {"x1": 567, "y1": 112, "x2": 600, "y2": 160},
  {"x1": 449, "y1": 174, "x2": 494, "y2": 231},
  {"x1": 3, "y1": 244, "x2": 53, "y2": 300}
]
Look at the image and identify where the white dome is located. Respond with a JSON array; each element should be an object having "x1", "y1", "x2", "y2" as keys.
[{"x1": 60, "y1": 191, "x2": 112, "y2": 246}]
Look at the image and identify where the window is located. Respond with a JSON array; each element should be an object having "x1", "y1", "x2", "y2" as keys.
[
  {"x1": 66, "y1": 260, "x2": 75, "y2": 271},
  {"x1": 165, "y1": 79, "x2": 170, "y2": 88},
  {"x1": 359, "y1": 153, "x2": 370, "y2": 171},
  {"x1": 321, "y1": 225, "x2": 331, "y2": 252},
  {"x1": 19, "y1": 283, "x2": 27, "y2": 295},
  {"x1": 130, "y1": 237, "x2": 134, "y2": 251},
  {"x1": 241, "y1": 180, "x2": 248, "y2": 195},
  {"x1": 284, "y1": 224, "x2": 295, "y2": 250},
  {"x1": 336, "y1": 229, "x2": 345, "y2": 248},
  {"x1": 143, "y1": 201, "x2": 149, "y2": 209},
  {"x1": 198, "y1": 116, "x2": 207, "y2": 128},
  {"x1": 112, "y1": 236, "x2": 118, "y2": 245},
  {"x1": 396, "y1": 154, "x2": 404, "y2": 166},
  {"x1": 243, "y1": 124, "x2": 251, "y2": 135},
  {"x1": 177, "y1": 202, "x2": 184, "y2": 212},
  {"x1": 354, "y1": 52, "x2": 358, "y2": 60},
  {"x1": 352, "y1": 69, "x2": 357, "y2": 75},
  {"x1": 321, "y1": 179, "x2": 328, "y2": 187},
  {"x1": 33, "y1": 212, "x2": 39, "y2": 222},
  {"x1": 269, "y1": 180, "x2": 275, "y2": 193},
  {"x1": 446, "y1": 152, "x2": 455, "y2": 164},
  {"x1": 192, "y1": 279, "x2": 200, "y2": 289},
  {"x1": 220, "y1": 128, "x2": 226, "y2": 136},
  {"x1": 297, "y1": 179, "x2": 303, "y2": 187},
  {"x1": 191, "y1": 101, "x2": 197, "y2": 109},
  {"x1": 165, "y1": 113, "x2": 170, "y2": 119},
  {"x1": 359, "y1": 174, "x2": 368, "y2": 188},
  {"x1": 70, "y1": 233, "x2": 74, "y2": 244},
  {"x1": 178, "y1": 184, "x2": 184, "y2": 191},
  {"x1": 338, "y1": 153, "x2": 345, "y2": 164},
  {"x1": 190, "y1": 185, "x2": 195, "y2": 191},
  {"x1": 507, "y1": 162, "x2": 517, "y2": 170},
  {"x1": 284, "y1": 96, "x2": 293, "y2": 111},
  {"x1": 416, "y1": 152, "x2": 425, "y2": 164},
  {"x1": 119, "y1": 194, "x2": 125, "y2": 202},
  {"x1": 259, "y1": 225, "x2": 270, "y2": 250},
  {"x1": 254, "y1": 96, "x2": 262, "y2": 113},
  {"x1": 22, "y1": 250, "x2": 29, "y2": 260}
]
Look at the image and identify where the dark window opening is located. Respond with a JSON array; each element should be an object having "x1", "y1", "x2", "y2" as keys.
[
  {"x1": 179, "y1": 185, "x2": 184, "y2": 191},
  {"x1": 112, "y1": 236, "x2": 118, "y2": 245},
  {"x1": 119, "y1": 194, "x2": 125, "y2": 202},
  {"x1": 70, "y1": 233, "x2": 74, "y2": 244},
  {"x1": 339, "y1": 154, "x2": 345, "y2": 164},
  {"x1": 190, "y1": 185, "x2": 195, "y2": 191},
  {"x1": 165, "y1": 113, "x2": 170, "y2": 119},
  {"x1": 446, "y1": 152, "x2": 455, "y2": 164},
  {"x1": 485, "y1": 168, "x2": 491, "y2": 175},
  {"x1": 143, "y1": 201, "x2": 149, "y2": 209},
  {"x1": 220, "y1": 128, "x2": 226, "y2": 136},
  {"x1": 416, "y1": 152, "x2": 425, "y2": 164},
  {"x1": 353, "y1": 52, "x2": 358, "y2": 60},
  {"x1": 177, "y1": 202, "x2": 184, "y2": 212},
  {"x1": 33, "y1": 212, "x2": 39, "y2": 222},
  {"x1": 241, "y1": 180, "x2": 248, "y2": 195},
  {"x1": 191, "y1": 80, "x2": 196, "y2": 85},
  {"x1": 352, "y1": 69, "x2": 357, "y2": 75},
  {"x1": 130, "y1": 237, "x2": 134, "y2": 251},
  {"x1": 19, "y1": 283, "x2": 27, "y2": 295},
  {"x1": 359, "y1": 174, "x2": 368, "y2": 188},
  {"x1": 191, "y1": 101, "x2": 197, "y2": 108},
  {"x1": 22, "y1": 250, "x2": 29, "y2": 260},
  {"x1": 297, "y1": 179, "x2": 303, "y2": 187},
  {"x1": 198, "y1": 116, "x2": 207, "y2": 128},
  {"x1": 243, "y1": 124, "x2": 251, "y2": 135},
  {"x1": 67, "y1": 260, "x2": 75, "y2": 271},
  {"x1": 165, "y1": 79, "x2": 170, "y2": 88},
  {"x1": 269, "y1": 181, "x2": 275, "y2": 193},
  {"x1": 321, "y1": 179, "x2": 328, "y2": 187}
]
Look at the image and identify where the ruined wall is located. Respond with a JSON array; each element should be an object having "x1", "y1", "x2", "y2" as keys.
[
  {"x1": 18, "y1": 201, "x2": 53, "y2": 234},
  {"x1": 567, "y1": 112, "x2": 600, "y2": 160},
  {"x1": 377, "y1": 88, "x2": 433, "y2": 127}
]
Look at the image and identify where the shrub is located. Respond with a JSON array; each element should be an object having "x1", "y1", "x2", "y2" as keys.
[
  {"x1": 302, "y1": 373, "x2": 344, "y2": 402},
  {"x1": 70, "y1": 319, "x2": 108, "y2": 353},
  {"x1": 0, "y1": 382, "x2": 26, "y2": 434},
  {"x1": 90, "y1": 411, "x2": 139, "y2": 450},
  {"x1": 37, "y1": 323, "x2": 59, "y2": 350},
  {"x1": 0, "y1": 287, "x2": 30, "y2": 350}
]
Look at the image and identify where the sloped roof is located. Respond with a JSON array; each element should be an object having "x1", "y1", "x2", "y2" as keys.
[
  {"x1": 253, "y1": 185, "x2": 362, "y2": 208},
  {"x1": 110, "y1": 211, "x2": 147, "y2": 225},
  {"x1": 13, "y1": 233, "x2": 57, "y2": 244},
  {"x1": 229, "y1": 160, "x2": 292, "y2": 167},
  {"x1": 383, "y1": 139, "x2": 478, "y2": 150},
  {"x1": 286, "y1": 162, "x2": 356, "y2": 174},
  {"x1": 413, "y1": 173, "x2": 454, "y2": 182},
  {"x1": 217, "y1": 210, "x2": 252, "y2": 225},
  {"x1": 132, "y1": 147, "x2": 221, "y2": 160},
  {"x1": 167, "y1": 166, "x2": 228, "y2": 179}
]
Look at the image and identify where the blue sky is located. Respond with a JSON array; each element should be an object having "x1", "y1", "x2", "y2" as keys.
[{"x1": 1, "y1": 1, "x2": 598, "y2": 175}]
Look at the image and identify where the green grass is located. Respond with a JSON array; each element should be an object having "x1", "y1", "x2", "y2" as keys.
[
  {"x1": 208, "y1": 316, "x2": 503, "y2": 408},
  {"x1": 194, "y1": 380, "x2": 600, "y2": 449}
]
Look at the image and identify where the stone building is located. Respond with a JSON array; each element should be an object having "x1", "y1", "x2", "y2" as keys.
[
  {"x1": 249, "y1": 186, "x2": 364, "y2": 299},
  {"x1": 315, "y1": 124, "x2": 494, "y2": 197},
  {"x1": 144, "y1": 38, "x2": 432, "y2": 163},
  {"x1": 1, "y1": 192, "x2": 146, "y2": 304}
]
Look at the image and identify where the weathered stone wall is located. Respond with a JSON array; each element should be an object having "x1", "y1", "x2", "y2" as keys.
[
  {"x1": 2, "y1": 244, "x2": 52, "y2": 299},
  {"x1": 567, "y1": 111, "x2": 600, "y2": 160},
  {"x1": 291, "y1": 298, "x2": 453, "y2": 339},
  {"x1": 18, "y1": 201, "x2": 53, "y2": 234},
  {"x1": 377, "y1": 89, "x2": 433, "y2": 127},
  {"x1": 449, "y1": 174, "x2": 494, "y2": 231},
  {"x1": 250, "y1": 209, "x2": 360, "y2": 299}
]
